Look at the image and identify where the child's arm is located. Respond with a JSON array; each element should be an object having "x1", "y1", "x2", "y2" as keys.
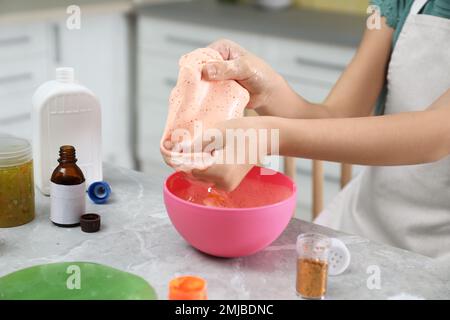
[
  {"x1": 193, "y1": 97, "x2": 450, "y2": 191},
  {"x1": 216, "y1": 89, "x2": 450, "y2": 166},
  {"x1": 202, "y1": 18, "x2": 394, "y2": 120}
]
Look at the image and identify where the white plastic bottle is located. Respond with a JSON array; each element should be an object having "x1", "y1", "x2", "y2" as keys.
[{"x1": 32, "y1": 67, "x2": 102, "y2": 195}]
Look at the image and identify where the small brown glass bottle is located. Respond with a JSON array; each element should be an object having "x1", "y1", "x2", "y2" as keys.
[{"x1": 50, "y1": 145, "x2": 86, "y2": 227}]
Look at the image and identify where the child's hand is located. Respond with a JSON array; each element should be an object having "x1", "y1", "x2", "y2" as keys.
[
  {"x1": 191, "y1": 116, "x2": 276, "y2": 191},
  {"x1": 191, "y1": 118, "x2": 253, "y2": 191},
  {"x1": 202, "y1": 39, "x2": 286, "y2": 110},
  {"x1": 191, "y1": 160, "x2": 254, "y2": 192}
]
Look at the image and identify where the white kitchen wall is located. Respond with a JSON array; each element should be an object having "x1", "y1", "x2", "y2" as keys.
[
  {"x1": 0, "y1": 22, "x2": 54, "y2": 139},
  {"x1": 0, "y1": 13, "x2": 132, "y2": 169},
  {"x1": 57, "y1": 13, "x2": 133, "y2": 168}
]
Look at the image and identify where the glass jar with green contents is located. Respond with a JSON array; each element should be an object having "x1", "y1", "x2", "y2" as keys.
[{"x1": 0, "y1": 135, "x2": 35, "y2": 227}]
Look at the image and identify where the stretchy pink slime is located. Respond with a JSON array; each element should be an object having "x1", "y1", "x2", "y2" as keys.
[{"x1": 160, "y1": 48, "x2": 250, "y2": 172}]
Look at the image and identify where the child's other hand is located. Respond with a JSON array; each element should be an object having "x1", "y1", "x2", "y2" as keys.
[
  {"x1": 192, "y1": 116, "x2": 275, "y2": 191},
  {"x1": 191, "y1": 118, "x2": 251, "y2": 192},
  {"x1": 202, "y1": 39, "x2": 285, "y2": 110},
  {"x1": 191, "y1": 161, "x2": 254, "y2": 192}
]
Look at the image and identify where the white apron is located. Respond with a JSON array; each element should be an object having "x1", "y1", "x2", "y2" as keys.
[{"x1": 315, "y1": 0, "x2": 450, "y2": 261}]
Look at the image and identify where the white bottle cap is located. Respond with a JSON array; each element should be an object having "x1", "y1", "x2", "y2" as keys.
[
  {"x1": 328, "y1": 238, "x2": 351, "y2": 276},
  {"x1": 56, "y1": 67, "x2": 74, "y2": 83}
]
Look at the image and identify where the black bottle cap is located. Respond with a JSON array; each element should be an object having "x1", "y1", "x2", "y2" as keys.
[{"x1": 80, "y1": 213, "x2": 101, "y2": 233}]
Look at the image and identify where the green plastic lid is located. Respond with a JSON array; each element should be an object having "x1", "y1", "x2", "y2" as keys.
[{"x1": 0, "y1": 262, "x2": 157, "y2": 300}]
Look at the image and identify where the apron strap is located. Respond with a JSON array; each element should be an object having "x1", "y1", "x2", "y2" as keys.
[{"x1": 411, "y1": 0, "x2": 429, "y2": 15}]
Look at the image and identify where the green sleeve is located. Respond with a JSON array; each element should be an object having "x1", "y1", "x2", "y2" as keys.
[{"x1": 370, "y1": 0, "x2": 412, "y2": 30}]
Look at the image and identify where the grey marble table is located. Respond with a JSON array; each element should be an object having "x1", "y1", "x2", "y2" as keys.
[{"x1": 0, "y1": 165, "x2": 449, "y2": 299}]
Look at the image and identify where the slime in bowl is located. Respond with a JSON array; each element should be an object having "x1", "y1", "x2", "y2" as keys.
[{"x1": 164, "y1": 166, "x2": 297, "y2": 257}]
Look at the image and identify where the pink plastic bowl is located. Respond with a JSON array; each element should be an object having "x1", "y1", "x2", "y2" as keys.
[{"x1": 163, "y1": 166, "x2": 297, "y2": 258}]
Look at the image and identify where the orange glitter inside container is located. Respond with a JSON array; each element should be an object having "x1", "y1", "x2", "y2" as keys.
[
  {"x1": 169, "y1": 276, "x2": 207, "y2": 300},
  {"x1": 296, "y1": 233, "x2": 331, "y2": 299}
]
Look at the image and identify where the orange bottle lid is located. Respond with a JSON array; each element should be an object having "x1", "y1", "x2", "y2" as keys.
[{"x1": 168, "y1": 276, "x2": 207, "y2": 300}]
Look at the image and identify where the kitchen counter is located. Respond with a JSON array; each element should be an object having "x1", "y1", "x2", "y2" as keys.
[
  {"x1": 0, "y1": 165, "x2": 449, "y2": 299},
  {"x1": 137, "y1": 0, "x2": 366, "y2": 47}
]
